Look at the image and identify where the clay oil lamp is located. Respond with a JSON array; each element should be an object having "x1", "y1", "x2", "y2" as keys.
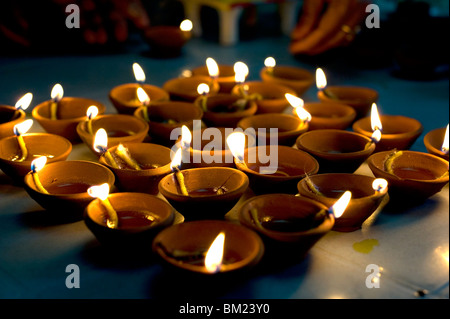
[
  {"x1": 231, "y1": 61, "x2": 296, "y2": 114},
  {"x1": 85, "y1": 183, "x2": 175, "y2": 247},
  {"x1": 163, "y1": 74, "x2": 220, "y2": 103},
  {"x1": 152, "y1": 220, "x2": 264, "y2": 275},
  {"x1": 367, "y1": 150, "x2": 449, "y2": 205},
  {"x1": 298, "y1": 174, "x2": 389, "y2": 232},
  {"x1": 0, "y1": 92, "x2": 31, "y2": 140},
  {"x1": 316, "y1": 68, "x2": 379, "y2": 119},
  {"x1": 191, "y1": 58, "x2": 236, "y2": 93},
  {"x1": 259, "y1": 57, "x2": 315, "y2": 96},
  {"x1": 297, "y1": 101, "x2": 357, "y2": 131},
  {"x1": 296, "y1": 129, "x2": 376, "y2": 173},
  {"x1": 237, "y1": 94, "x2": 310, "y2": 147},
  {"x1": 194, "y1": 90, "x2": 257, "y2": 128},
  {"x1": 0, "y1": 119, "x2": 72, "y2": 180},
  {"x1": 353, "y1": 103, "x2": 423, "y2": 152},
  {"x1": 109, "y1": 63, "x2": 170, "y2": 115},
  {"x1": 144, "y1": 19, "x2": 193, "y2": 58},
  {"x1": 31, "y1": 83, "x2": 107, "y2": 142},
  {"x1": 77, "y1": 114, "x2": 149, "y2": 155},
  {"x1": 23, "y1": 158, "x2": 115, "y2": 220},
  {"x1": 158, "y1": 148, "x2": 249, "y2": 221},
  {"x1": 98, "y1": 142, "x2": 172, "y2": 195},
  {"x1": 228, "y1": 131, "x2": 319, "y2": 194},
  {"x1": 424, "y1": 124, "x2": 449, "y2": 161},
  {"x1": 238, "y1": 192, "x2": 351, "y2": 264},
  {"x1": 134, "y1": 99, "x2": 203, "y2": 146}
]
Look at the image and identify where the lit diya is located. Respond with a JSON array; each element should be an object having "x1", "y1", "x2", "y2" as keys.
[
  {"x1": 133, "y1": 100, "x2": 203, "y2": 146},
  {"x1": 85, "y1": 184, "x2": 175, "y2": 246},
  {"x1": 0, "y1": 92, "x2": 31, "y2": 140},
  {"x1": 32, "y1": 83, "x2": 107, "y2": 142},
  {"x1": 298, "y1": 174, "x2": 388, "y2": 232},
  {"x1": 109, "y1": 62, "x2": 170, "y2": 115},
  {"x1": 228, "y1": 131, "x2": 319, "y2": 194},
  {"x1": 367, "y1": 150, "x2": 449, "y2": 204},
  {"x1": 158, "y1": 148, "x2": 249, "y2": 221},
  {"x1": 23, "y1": 158, "x2": 115, "y2": 219},
  {"x1": 316, "y1": 68, "x2": 379, "y2": 119},
  {"x1": 259, "y1": 56, "x2": 315, "y2": 96},
  {"x1": 238, "y1": 192, "x2": 351, "y2": 263},
  {"x1": 163, "y1": 75, "x2": 220, "y2": 102},
  {"x1": 152, "y1": 220, "x2": 264, "y2": 275},
  {"x1": 191, "y1": 57, "x2": 236, "y2": 93},
  {"x1": 296, "y1": 129, "x2": 376, "y2": 173},
  {"x1": 76, "y1": 114, "x2": 149, "y2": 155},
  {"x1": 0, "y1": 119, "x2": 72, "y2": 180},
  {"x1": 353, "y1": 103, "x2": 423, "y2": 152},
  {"x1": 98, "y1": 142, "x2": 172, "y2": 195},
  {"x1": 424, "y1": 124, "x2": 449, "y2": 161},
  {"x1": 144, "y1": 19, "x2": 193, "y2": 57}
]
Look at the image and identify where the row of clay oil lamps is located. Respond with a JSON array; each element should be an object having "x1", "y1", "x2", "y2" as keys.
[{"x1": 0, "y1": 59, "x2": 448, "y2": 275}]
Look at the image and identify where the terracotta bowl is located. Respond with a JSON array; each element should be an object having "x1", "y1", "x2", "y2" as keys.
[
  {"x1": 367, "y1": 150, "x2": 449, "y2": 204},
  {"x1": 191, "y1": 64, "x2": 236, "y2": 93},
  {"x1": 239, "y1": 194, "x2": 333, "y2": 263},
  {"x1": 194, "y1": 94, "x2": 257, "y2": 128},
  {"x1": 23, "y1": 160, "x2": 115, "y2": 218},
  {"x1": 158, "y1": 167, "x2": 249, "y2": 221},
  {"x1": 108, "y1": 83, "x2": 169, "y2": 115},
  {"x1": 317, "y1": 86, "x2": 379, "y2": 119},
  {"x1": 32, "y1": 97, "x2": 107, "y2": 143},
  {"x1": 231, "y1": 81, "x2": 297, "y2": 114},
  {"x1": 235, "y1": 146, "x2": 319, "y2": 194},
  {"x1": 297, "y1": 173, "x2": 388, "y2": 232},
  {"x1": 0, "y1": 133, "x2": 72, "y2": 180},
  {"x1": 424, "y1": 127, "x2": 449, "y2": 161},
  {"x1": 0, "y1": 105, "x2": 26, "y2": 140},
  {"x1": 99, "y1": 142, "x2": 172, "y2": 195},
  {"x1": 152, "y1": 220, "x2": 264, "y2": 275},
  {"x1": 260, "y1": 66, "x2": 315, "y2": 96},
  {"x1": 300, "y1": 102, "x2": 357, "y2": 131},
  {"x1": 134, "y1": 101, "x2": 203, "y2": 146},
  {"x1": 296, "y1": 129, "x2": 376, "y2": 173},
  {"x1": 77, "y1": 114, "x2": 149, "y2": 155},
  {"x1": 85, "y1": 192, "x2": 175, "y2": 247},
  {"x1": 163, "y1": 76, "x2": 220, "y2": 102},
  {"x1": 353, "y1": 115, "x2": 423, "y2": 152},
  {"x1": 144, "y1": 25, "x2": 191, "y2": 57},
  {"x1": 237, "y1": 113, "x2": 308, "y2": 147}
]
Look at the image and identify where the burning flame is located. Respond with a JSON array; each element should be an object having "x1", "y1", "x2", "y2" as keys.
[
  {"x1": 15, "y1": 93, "x2": 33, "y2": 111},
  {"x1": 31, "y1": 156, "x2": 47, "y2": 173},
  {"x1": 205, "y1": 232, "x2": 225, "y2": 274},
  {"x1": 181, "y1": 125, "x2": 192, "y2": 149},
  {"x1": 133, "y1": 62, "x2": 146, "y2": 83},
  {"x1": 137, "y1": 87, "x2": 150, "y2": 106},
  {"x1": 316, "y1": 68, "x2": 327, "y2": 90},
  {"x1": 180, "y1": 19, "x2": 193, "y2": 32},
  {"x1": 285, "y1": 93, "x2": 304, "y2": 108},
  {"x1": 197, "y1": 83, "x2": 210, "y2": 96},
  {"x1": 51, "y1": 84, "x2": 64, "y2": 102},
  {"x1": 371, "y1": 129, "x2": 382, "y2": 144},
  {"x1": 329, "y1": 191, "x2": 352, "y2": 218},
  {"x1": 234, "y1": 62, "x2": 249, "y2": 84},
  {"x1": 226, "y1": 132, "x2": 246, "y2": 163},
  {"x1": 371, "y1": 103, "x2": 383, "y2": 132},
  {"x1": 87, "y1": 183, "x2": 110, "y2": 201},
  {"x1": 372, "y1": 178, "x2": 388, "y2": 193},
  {"x1": 206, "y1": 58, "x2": 219, "y2": 78},
  {"x1": 441, "y1": 124, "x2": 449, "y2": 154},
  {"x1": 170, "y1": 147, "x2": 183, "y2": 171},
  {"x1": 86, "y1": 105, "x2": 99, "y2": 120},
  {"x1": 13, "y1": 119, "x2": 33, "y2": 136},
  {"x1": 264, "y1": 57, "x2": 276, "y2": 68},
  {"x1": 295, "y1": 107, "x2": 312, "y2": 124},
  {"x1": 93, "y1": 128, "x2": 108, "y2": 153}
]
